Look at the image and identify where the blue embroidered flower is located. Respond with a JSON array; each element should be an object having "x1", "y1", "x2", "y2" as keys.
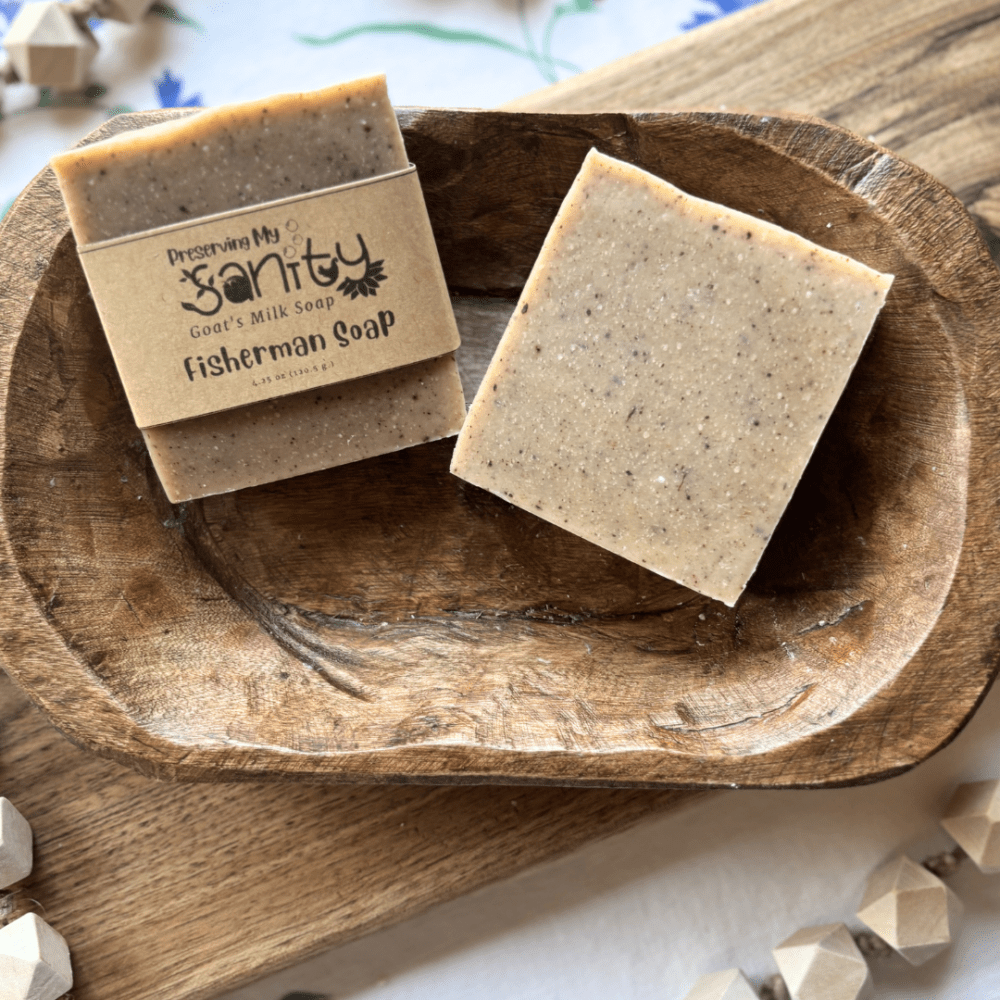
[
  {"x1": 154, "y1": 68, "x2": 202, "y2": 108},
  {"x1": 683, "y1": 0, "x2": 765, "y2": 31},
  {"x1": 0, "y1": 1, "x2": 23, "y2": 30}
]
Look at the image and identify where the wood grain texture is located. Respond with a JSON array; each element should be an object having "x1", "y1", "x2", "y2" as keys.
[
  {"x1": 1, "y1": 106, "x2": 997, "y2": 789},
  {"x1": 503, "y1": 0, "x2": 1000, "y2": 237},
  {"x1": 0, "y1": 670, "x2": 695, "y2": 1000},
  {"x1": 0, "y1": 2, "x2": 999, "y2": 996}
]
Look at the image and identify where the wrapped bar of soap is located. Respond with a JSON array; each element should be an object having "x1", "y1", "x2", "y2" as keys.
[
  {"x1": 451, "y1": 149, "x2": 893, "y2": 606},
  {"x1": 51, "y1": 75, "x2": 465, "y2": 502}
]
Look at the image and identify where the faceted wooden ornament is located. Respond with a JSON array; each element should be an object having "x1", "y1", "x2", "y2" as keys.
[
  {"x1": 0, "y1": 797, "x2": 32, "y2": 889},
  {"x1": 0, "y1": 913, "x2": 73, "y2": 1000},
  {"x1": 941, "y1": 778, "x2": 1000, "y2": 873},
  {"x1": 683, "y1": 968, "x2": 759, "y2": 1000},
  {"x1": 856, "y1": 854, "x2": 962, "y2": 965},
  {"x1": 773, "y1": 923, "x2": 873, "y2": 1000},
  {"x1": 2, "y1": 1, "x2": 98, "y2": 90}
]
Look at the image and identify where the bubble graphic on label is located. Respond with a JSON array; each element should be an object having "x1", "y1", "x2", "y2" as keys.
[
  {"x1": 292, "y1": 234, "x2": 303, "y2": 245},
  {"x1": 283, "y1": 245, "x2": 297, "y2": 258},
  {"x1": 286, "y1": 220, "x2": 299, "y2": 232}
]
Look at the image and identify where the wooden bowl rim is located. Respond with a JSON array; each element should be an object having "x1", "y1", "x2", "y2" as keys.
[{"x1": 0, "y1": 107, "x2": 998, "y2": 788}]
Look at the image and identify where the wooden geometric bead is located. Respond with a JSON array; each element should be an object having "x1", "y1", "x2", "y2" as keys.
[
  {"x1": 95, "y1": 0, "x2": 154, "y2": 23},
  {"x1": 773, "y1": 923, "x2": 873, "y2": 1000},
  {"x1": 683, "y1": 968, "x2": 759, "y2": 1000},
  {"x1": 0, "y1": 913, "x2": 73, "y2": 1000},
  {"x1": 0, "y1": 798, "x2": 33, "y2": 889},
  {"x1": 2, "y1": 2, "x2": 98, "y2": 90},
  {"x1": 856, "y1": 854, "x2": 962, "y2": 965},
  {"x1": 941, "y1": 778, "x2": 1000, "y2": 873}
]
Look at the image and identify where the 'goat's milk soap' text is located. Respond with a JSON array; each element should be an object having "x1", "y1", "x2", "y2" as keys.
[{"x1": 52, "y1": 75, "x2": 465, "y2": 502}]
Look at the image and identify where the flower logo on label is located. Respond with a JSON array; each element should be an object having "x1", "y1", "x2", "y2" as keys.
[
  {"x1": 335, "y1": 234, "x2": 387, "y2": 299},
  {"x1": 179, "y1": 265, "x2": 222, "y2": 315}
]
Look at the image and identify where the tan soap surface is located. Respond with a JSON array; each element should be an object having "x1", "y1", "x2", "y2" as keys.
[
  {"x1": 451, "y1": 150, "x2": 893, "y2": 606},
  {"x1": 51, "y1": 75, "x2": 465, "y2": 502}
]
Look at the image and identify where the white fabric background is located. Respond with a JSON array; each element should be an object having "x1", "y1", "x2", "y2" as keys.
[
  {"x1": 217, "y1": 684, "x2": 1000, "y2": 1000},
  {"x1": 1, "y1": 2, "x2": 997, "y2": 996},
  {"x1": 0, "y1": 0, "x2": 756, "y2": 215}
]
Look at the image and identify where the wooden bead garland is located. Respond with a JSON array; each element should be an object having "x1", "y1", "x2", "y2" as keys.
[
  {"x1": 0, "y1": 914, "x2": 73, "y2": 1000},
  {"x1": 0, "y1": 799, "x2": 72, "y2": 1000},
  {"x1": 772, "y1": 924, "x2": 873, "y2": 1000},
  {"x1": 855, "y1": 854, "x2": 963, "y2": 966},
  {"x1": 941, "y1": 779, "x2": 1000, "y2": 873},
  {"x1": 0, "y1": 0, "x2": 154, "y2": 95},
  {"x1": 0, "y1": 799, "x2": 32, "y2": 891},
  {"x1": 682, "y1": 776, "x2": 998, "y2": 999},
  {"x1": 684, "y1": 968, "x2": 759, "y2": 1000},
  {"x1": 3, "y1": 2, "x2": 97, "y2": 91}
]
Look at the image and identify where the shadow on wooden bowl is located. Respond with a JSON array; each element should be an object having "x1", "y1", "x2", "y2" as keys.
[{"x1": 1, "y1": 109, "x2": 998, "y2": 788}]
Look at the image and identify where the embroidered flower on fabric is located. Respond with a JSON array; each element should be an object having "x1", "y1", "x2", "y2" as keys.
[
  {"x1": 683, "y1": 0, "x2": 765, "y2": 31},
  {"x1": 154, "y1": 68, "x2": 202, "y2": 108},
  {"x1": 0, "y1": 1, "x2": 23, "y2": 31}
]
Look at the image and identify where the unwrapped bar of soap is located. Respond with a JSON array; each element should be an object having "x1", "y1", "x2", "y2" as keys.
[
  {"x1": 451, "y1": 149, "x2": 893, "y2": 606},
  {"x1": 51, "y1": 75, "x2": 465, "y2": 502}
]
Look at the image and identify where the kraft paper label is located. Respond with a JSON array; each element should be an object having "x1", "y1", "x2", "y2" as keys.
[{"x1": 76, "y1": 167, "x2": 461, "y2": 428}]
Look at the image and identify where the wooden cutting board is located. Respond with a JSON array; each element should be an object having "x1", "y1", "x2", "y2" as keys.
[{"x1": 2, "y1": 1, "x2": 997, "y2": 997}]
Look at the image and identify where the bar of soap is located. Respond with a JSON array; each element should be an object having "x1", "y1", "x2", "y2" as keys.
[
  {"x1": 51, "y1": 75, "x2": 465, "y2": 502},
  {"x1": 451, "y1": 150, "x2": 893, "y2": 607}
]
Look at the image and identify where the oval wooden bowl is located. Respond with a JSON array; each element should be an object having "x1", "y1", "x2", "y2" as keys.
[{"x1": 1, "y1": 108, "x2": 998, "y2": 788}]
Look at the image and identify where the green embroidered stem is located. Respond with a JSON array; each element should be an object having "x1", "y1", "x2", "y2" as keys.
[
  {"x1": 542, "y1": 1, "x2": 596, "y2": 82},
  {"x1": 295, "y1": 21, "x2": 581, "y2": 77},
  {"x1": 518, "y1": 0, "x2": 553, "y2": 83},
  {"x1": 149, "y1": 3, "x2": 204, "y2": 32}
]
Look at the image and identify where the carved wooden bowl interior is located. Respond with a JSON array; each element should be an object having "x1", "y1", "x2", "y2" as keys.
[{"x1": 1, "y1": 109, "x2": 998, "y2": 788}]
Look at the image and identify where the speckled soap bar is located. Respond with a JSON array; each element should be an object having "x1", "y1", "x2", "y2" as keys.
[
  {"x1": 451, "y1": 149, "x2": 894, "y2": 606},
  {"x1": 51, "y1": 75, "x2": 465, "y2": 502}
]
